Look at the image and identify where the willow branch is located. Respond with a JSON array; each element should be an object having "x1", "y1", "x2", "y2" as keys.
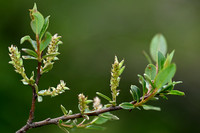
[{"x1": 16, "y1": 91, "x2": 156, "y2": 133}]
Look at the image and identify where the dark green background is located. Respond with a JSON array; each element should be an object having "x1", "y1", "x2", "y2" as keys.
[{"x1": 0, "y1": 0, "x2": 199, "y2": 133}]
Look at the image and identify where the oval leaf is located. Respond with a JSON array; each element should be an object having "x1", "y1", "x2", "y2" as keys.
[
  {"x1": 94, "y1": 117, "x2": 109, "y2": 125},
  {"x1": 154, "y1": 64, "x2": 176, "y2": 89},
  {"x1": 168, "y1": 90, "x2": 185, "y2": 96},
  {"x1": 30, "y1": 11, "x2": 44, "y2": 35},
  {"x1": 22, "y1": 48, "x2": 37, "y2": 57},
  {"x1": 150, "y1": 34, "x2": 167, "y2": 62},
  {"x1": 86, "y1": 125, "x2": 105, "y2": 130},
  {"x1": 142, "y1": 105, "x2": 161, "y2": 111},
  {"x1": 130, "y1": 85, "x2": 141, "y2": 102},
  {"x1": 40, "y1": 32, "x2": 52, "y2": 51},
  {"x1": 60, "y1": 105, "x2": 68, "y2": 116},
  {"x1": 96, "y1": 92, "x2": 111, "y2": 101},
  {"x1": 119, "y1": 102, "x2": 134, "y2": 110},
  {"x1": 20, "y1": 35, "x2": 37, "y2": 51},
  {"x1": 145, "y1": 64, "x2": 156, "y2": 80}
]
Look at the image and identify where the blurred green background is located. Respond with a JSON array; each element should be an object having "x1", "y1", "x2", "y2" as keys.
[{"x1": 0, "y1": 0, "x2": 199, "y2": 133}]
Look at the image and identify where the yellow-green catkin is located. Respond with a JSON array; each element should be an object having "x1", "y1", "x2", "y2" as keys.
[
  {"x1": 38, "y1": 80, "x2": 69, "y2": 97},
  {"x1": 110, "y1": 56, "x2": 125, "y2": 105},
  {"x1": 78, "y1": 93, "x2": 88, "y2": 114},
  {"x1": 8, "y1": 45, "x2": 30, "y2": 84}
]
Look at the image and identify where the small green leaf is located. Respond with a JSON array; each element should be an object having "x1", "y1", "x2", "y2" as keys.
[
  {"x1": 119, "y1": 66, "x2": 125, "y2": 75},
  {"x1": 145, "y1": 64, "x2": 156, "y2": 80},
  {"x1": 30, "y1": 11, "x2": 44, "y2": 35},
  {"x1": 42, "y1": 53, "x2": 60, "y2": 59},
  {"x1": 22, "y1": 48, "x2": 37, "y2": 57},
  {"x1": 138, "y1": 75, "x2": 147, "y2": 96},
  {"x1": 158, "y1": 51, "x2": 166, "y2": 72},
  {"x1": 144, "y1": 74, "x2": 155, "y2": 89},
  {"x1": 22, "y1": 55, "x2": 37, "y2": 60},
  {"x1": 164, "y1": 50, "x2": 175, "y2": 68},
  {"x1": 85, "y1": 100, "x2": 93, "y2": 104},
  {"x1": 100, "y1": 112, "x2": 119, "y2": 120},
  {"x1": 38, "y1": 96, "x2": 43, "y2": 102},
  {"x1": 168, "y1": 90, "x2": 185, "y2": 96},
  {"x1": 154, "y1": 64, "x2": 176, "y2": 89},
  {"x1": 60, "y1": 105, "x2": 68, "y2": 116},
  {"x1": 94, "y1": 117, "x2": 109, "y2": 125},
  {"x1": 159, "y1": 81, "x2": 182, "y2": 93},
  {"x1": 142, "y1": 105, "x2": 161, "y2": 111},
  {"x1": 39, "y1": 15, "x2": 50, "y2": 40},
  {"x1": 150, "y1": 34, "x2": 167, "y2": 62},
  {"x1": 119, "y1": 102, "x2": 134, "y2": 109},
  {"x1": 42, "y1": 63, "x2": 53, "y2": 74},
  {"x1": 86, "y1": 125, "x2": 105, "y2": 130},
  {"x1": 96, "y1": 92, "x2": 111, "y2": 101},
  {"x1": 40, "y1": 32, "x2": 52, "y2": 51},
  {"x1": 143, "y1": 50, "x2": 152, "y2": 64},
  {"x1": 130, "y1": 85, "x2": 141, "y2": 103},
  {"x1": 20, "y1": 35, "x2": 37, "y2": 51},
  {"x1": 104, "y1": 104, "x2": 112, "y2": 108},
  {"x1": 160, "y1": 84, "x2": 174, "y2": 93},
  {"x1": 119, "y1": 59, "x2": 124, "y2": 68}
]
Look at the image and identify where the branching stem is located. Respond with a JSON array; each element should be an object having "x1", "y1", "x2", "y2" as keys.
[{"x1": 16, "y1": 90, "x2": 157, "y2": 133}]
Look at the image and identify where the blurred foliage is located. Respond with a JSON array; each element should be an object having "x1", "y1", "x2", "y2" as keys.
[{"x1": 0, "y1": 0, "x2": 200, "y2": 133}]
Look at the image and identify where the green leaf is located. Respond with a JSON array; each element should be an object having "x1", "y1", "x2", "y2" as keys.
[
  {"x1": 96, "y1": 92, "x2": 111, "y2": 101},
  {"x1": 119, "y1": 102, "x2": 134, "y2": 109},
  {"x1": 30, "y1": 11, "x2": 44, "y2": 35},
  {"x1": 143, "y1": 50, "x2": 152, "y2": 64},
  {"x1": 94, "y1": 117, "x2": 109, "y2": 125},
  {"x1": 164, "y1": 50, "x2": 175, "y2": 68},
  {"x1": 100, "y1": 112, "x2": 119, "y2": 120},
  {"x1": 145, "y1": 64, "x2": 156, "y2": 80},
  {"x1": 40, "y1": 32, "x2": 52, "y2": 51},
  {"x1": 39, "y1": 16, "x2": 50, "y2": 40},
  {"x1": 85, "y1": 100, "x2": 93, "y2": 104},
  {"x1": 154, "y1": 64, "x2": 176, "y2": 89},
  {"x1": 60, "y1": 105, "x2": 68, "y2": 116},
  {"x1": 130, "y1": 85, "x2": 141, "y2": 102},
  {"x1": 142, "y1": 105, "x2": 161, "y2": 111},
  {"x1": 22, "y1": 48, "x2": 37, "y2": 57},
  {"x1": 86, "y1": 125, "x2": 105, "y2": 130},
  {"x1": 138, "y1": 75, "x2": 147, "y2": 95},
  {"x1": 160, "y1": 84, "x2": 174, "y2": 93},
  {"x1": 144, "y1": 74, "x2": 155, "y2": 89},
  {"x1": 119, "y1": 66, "x2": 125, "y2": 75},
  {"x1": 158, "y1": 51, "x2": 166, "y2": 72},
  {"x1": 20, "y1": 35, "x2": 37, "y2": 51},
  {"x1": 168, "y1": 90, "x2": 185, "y2": 96},
  {"x1": 22, "y1": 56, "x2": 37, "y2": 60},
  {"x1": 42, "y1": 63, "x2": 53, "y2": 74},
  {"x1": 119, "y1": 59, "x2": 124, "y2": 68},
  {"x1": 150, "y1": 34, "x2": 167, "y2": 62},
  {"x1": 42, "y1": 53, "x2": 60, "y2": 59}
]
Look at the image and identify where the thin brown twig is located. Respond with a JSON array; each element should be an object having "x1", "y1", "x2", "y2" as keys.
[{"x1": 16, "y1": 91, "x2": 157, "y2": 133}]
